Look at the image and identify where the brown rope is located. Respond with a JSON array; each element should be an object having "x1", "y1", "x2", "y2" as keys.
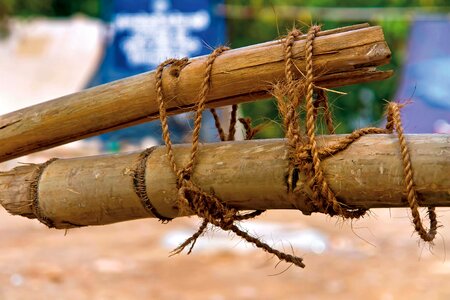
[
  {"x1": 385, "y1": 103, "x2": 438, "y2": 242},
  {"x1": 275, "y1": 25, "x2": 365, "y2": 218},
  {"x1": 315, "y1": 89, "x2": 334, "y2": 134},
  {"x1": 282, "y1": 29, "x2": 303, "y2": 151},
  {"x1": 154, "y1": 47, "x2": 304, "y2": 267},
  {"x1": 303, "y1": 26, "x2": 366, "y2": 218},
  {"x1": 24, "y1": 24, "x2": 435, "y2": 271},
  {"x1": 29, "y1": 158, "x2": 58, "y2": 228},
  {"x1": 152, "y1": 25, "x2": 436, "y2": 270},
  {"x1": 238, "y1": 117, "x2": 265, "y2": 140},
  {"x1": 209, "y1": 108, "x2": 227, "y2": 142},
  {"x1": 133, "y1": 147, "x2": 172, "y2": 222},
  {"x1": 227, "y1": 104, "x2": 238, "y2": 141},
  {"x1": 209, "y1": 105, "x2": 239, "y2": 142},
  {"x1": 182, "y1": 46, "x2": 230, "y2": 177},
  {"x1": 179, "y1": 104, "x2": 243, "y2": 254},
  {"x1": 274, "y1": 25, "x2": 437, "y2": 242}
]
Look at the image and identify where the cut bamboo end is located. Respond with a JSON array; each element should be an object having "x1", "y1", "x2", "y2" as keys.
[
  {"x1": 1, "y1": 134, "x2": 448, "y2": 229},
  {"x1": 0, "y1": 24, "x2": 392, "y2": 162}
]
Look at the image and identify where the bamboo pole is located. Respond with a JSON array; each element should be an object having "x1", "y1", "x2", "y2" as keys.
[
  {"x1": 0, "y1": 24, "x2": 392, "y2": 162},
  {"x1": 1, "y1": 134, "x2": 448, "y2": 229}
]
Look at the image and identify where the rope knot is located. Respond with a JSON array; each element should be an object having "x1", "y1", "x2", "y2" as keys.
[
  {"x1": 290, "y1": 28, "x2": 301, "y2": 38},
  {"x1": 176, "y1": 168, "x2": 192, "y2": 185},
  {"x1": 168, "y1": 57, "x2": 189, "y2": 77},
  {"x1": 154, "y1": 25, "x2": 437, "y2": 271},
  {"x1": 220, "y1": 209, "x2": 237, "y2": 230}
]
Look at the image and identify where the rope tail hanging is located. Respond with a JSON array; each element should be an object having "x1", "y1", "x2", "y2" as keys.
[
  {"x1": 385, "y1": 103, "x2": 438, "y2": 242},
  {"x1": 276, "y1": 25, "x2": 438, "y2": 240},
  {"x1": 150, "y1": 25, "x2": 438, "y2": 269},
  {"x1": 154, "y1": 47, "x2": 305, "y2": 268}
]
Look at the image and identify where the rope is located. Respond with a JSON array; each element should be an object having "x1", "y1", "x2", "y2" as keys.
[
  {"x1": 275, "y1": 25, "x2": 437, "y2": 241},
  {"x1": 151, "y1": 25, "x2": 437, "y2": 269},
  {"x1": 26, "y1": 25, "x2": 437, "y2": 269},
  {"x1": 154, "y1": 47, "x2": 305, "y2": 267},
  {"x1": 133, "y1": 147, "x2": 172, "y2": 222},
  {"x1": 29, "y1": 158, "x2": 58, "y2": 228},
  {"x1": 385, "y1": 103, "x2": 438, "y2": 242}
]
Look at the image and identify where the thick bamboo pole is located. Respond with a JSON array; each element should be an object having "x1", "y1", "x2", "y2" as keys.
[
  {"x1": 0, "y1": 24, "x2": 392, "y2": 162},
  {"x1": 0, "y1": 134, "x2": 448, "y2": 229}
]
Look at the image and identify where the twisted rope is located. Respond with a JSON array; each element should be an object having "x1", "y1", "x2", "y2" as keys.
[
  {"x1": 275, "y1": 25, "x2": 437, "y2": 242},
  {"x1": 26, "y1": 25, "x2": 437, "y2": 270},
  {"x1": 29, "y1": 158, "x2": 58, "y2": 228},
  {"x1": 154, "y1": 47, "x2": 304, "y2": 267},
  {"x1": 385, "y1": 103, "x2": 438, "y2": 242}
]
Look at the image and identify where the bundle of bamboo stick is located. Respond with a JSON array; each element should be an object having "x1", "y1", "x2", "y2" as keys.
[
  {"x1": 0, "y1": 24, "x2": 391, "y2": 162},
  {"x1": 1, "y1": 23, "x2": 448, "y2": 229}
]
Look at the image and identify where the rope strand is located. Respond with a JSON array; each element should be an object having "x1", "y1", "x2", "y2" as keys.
[
  {"x1": 274, "y1": 25, "x2": 436, "y2": 239},
  {"x1": 154, "y1": 47, "x2": 303, "y2": 267},
  {"x1": 386, "y1": 103, "x2": 437, "y2": 242},
  {"x1": 152, "y1": 25, "x2": 437, "y2": 271}
]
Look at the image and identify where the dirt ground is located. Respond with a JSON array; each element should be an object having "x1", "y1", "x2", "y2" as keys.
[{"x1": 1, "y1": 205, "x2": 450, "y2": 300}]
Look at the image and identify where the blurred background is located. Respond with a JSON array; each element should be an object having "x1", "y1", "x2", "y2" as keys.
[{"x1": 1, "y1": 1, "x2": 450, "y2": 299}]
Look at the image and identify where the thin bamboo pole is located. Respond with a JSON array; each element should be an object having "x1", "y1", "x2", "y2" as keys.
[
  {"x1": 0, "y1": 24, "x2": 392, "y2": 162},
  {"x1": 1, "y1": 134, "x2": 448, "y2": 229}
]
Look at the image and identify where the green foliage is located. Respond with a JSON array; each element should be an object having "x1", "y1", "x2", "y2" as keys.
[
  {"x1": 231, "y1": 0, "x2": 450, "y2": 7},
  {"x1": 0, "y1": 0, "x2": 100, "y2": 38},
  {"x1": 0, "y1": 0, "x2": 100, "y2": 18}
]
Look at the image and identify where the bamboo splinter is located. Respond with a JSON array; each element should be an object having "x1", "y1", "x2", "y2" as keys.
[
  {"x1": 0, "y1": 135, "x2": 448, "y2": 229},
  {"x1": 0, "y1": 24, "x2": 392, "y2": 162}
]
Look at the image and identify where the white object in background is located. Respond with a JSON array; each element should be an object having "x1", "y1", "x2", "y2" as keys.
[
  {"x1": 161, "y1": 221, "x2": 329, "y2": 255},
  {"x1": 0, "y1": 16, "x2": 104, "y2": 115},
  {"x1": 434, "y1": 119, "x2": 450, "y2": 133}
]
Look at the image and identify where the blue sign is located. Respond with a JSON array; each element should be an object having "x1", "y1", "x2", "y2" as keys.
[
  {"x1": 395, "y1": 17, "x2": 450, "y2": 133},
  {"x1": 88, "y1": 0, "x2": 226, "y2": 147}
]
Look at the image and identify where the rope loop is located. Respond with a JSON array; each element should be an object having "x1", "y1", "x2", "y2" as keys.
[
  {"x1": 152, "y1": 25, "x2": 437, "y2": 270},
  {"x1": 154, "y1": 46, "x2": 305, "y2": 268},
  {"x1": 275, "y1": 25, "x2": 437, "y2": 243}
]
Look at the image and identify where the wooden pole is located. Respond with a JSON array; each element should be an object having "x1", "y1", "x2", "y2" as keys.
[
  {"x1": 1, "y1": 134, "x2": 448, "y2": 229},
  {"x1": 0, "y1": 24, "x2": 392, "y2": 162}
]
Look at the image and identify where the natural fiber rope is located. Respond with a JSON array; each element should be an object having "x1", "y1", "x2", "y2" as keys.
[
  {"x1": 23, "y1": 25, "x2": 437, "y2": 268},
  {"x1": 133, "y1": 147, "x2": 172, "y2": 222},
  {"x1": 209, "y1": 108, "x2": 227, "y2": 141},
  {"x1": 210, "y1": 104, "x2": 239, "y2": 141},
  {"x1": 385, "y1": 103, "x2": 438, "y2": 242},
  {"x1": 150, "y1": 25, "x2": 437, "y2": 269},
  {"x1": 302, "y1": 26, "x2": 366, "y2": 218},
  {"x1": 154, "y1": 47, "x2": 305, "y2": 268},
  {"x1": 227, "y1": 104, "x2": 239, "y2": 141},
  {"x1": 275, "y1": 25, "x2": 437, "y2": 241},
  {"x1": 29, "y1": 158, "x2": 58, "y2": 228},
  {"x1": 174, "y1": 104, "x2": 260, "y2": 254}
]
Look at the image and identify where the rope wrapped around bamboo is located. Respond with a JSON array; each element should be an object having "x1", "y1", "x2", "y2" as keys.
[
  {"x1": 150, "y1": 25, "x2": 438, "y2": 267},
  {"x1": 140, "y1": 25, "x2": 438, "y2": 267},
  {"x1": 0, "y1": 23, "x2": 393, "y2": 163},
  {"x1": 276, "y1": 26, "x2": 437, "y2": 242},
  {"x1": 0, "y1": 25, "x2": 443, "y2": 269}
]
